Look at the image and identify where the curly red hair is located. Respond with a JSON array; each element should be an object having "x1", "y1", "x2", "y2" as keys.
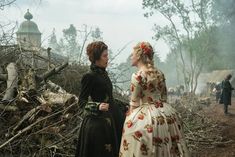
[{"x1": 86, "y1": 41, "x2": 108, "y2": 63}]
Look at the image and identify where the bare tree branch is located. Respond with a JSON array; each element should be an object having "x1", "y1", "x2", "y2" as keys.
[
  {"x1": 0, "y1": 0, "x2": 16, "y2": 10},
  {"x1": 109, "y1": 41, "x2": 132, "y2": 64}
]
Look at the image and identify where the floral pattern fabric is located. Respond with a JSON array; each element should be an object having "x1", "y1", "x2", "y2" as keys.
[{"x1": 119, "y1": 70, "x2": 189, "y2": 157}]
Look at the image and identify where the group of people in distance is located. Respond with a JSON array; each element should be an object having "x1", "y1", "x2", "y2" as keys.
[{"x1": 75, "y1": 41, "x2": 191, "y2": 157}]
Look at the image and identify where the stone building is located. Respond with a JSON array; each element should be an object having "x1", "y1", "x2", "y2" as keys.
[{"x1": 16, "y1": 9, "x2": 41, "y2": 50}]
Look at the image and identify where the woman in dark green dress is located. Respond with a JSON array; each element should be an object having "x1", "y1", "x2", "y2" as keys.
[{"x1": 75, "y1": 41, "x2": 125, "y2": 157}]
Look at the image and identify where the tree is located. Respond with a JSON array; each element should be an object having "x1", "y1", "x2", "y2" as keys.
[
  {"x1": 182, "y1": 27, "x2": 218, "y2": 92},
  {"x1": 48, "y1": 28, "x2": 60, "y2": 52},
  {"x1": 210, "y1": 0, "x2": 235, "y2": 70},
  {"x1": 143, "y1": 0, "x2": 214, "y2": 93},
  {"x1": 212, "y1": 0, "x2": 235, "y2": 24},
  {"x1": 91, "y1": 27, "x2": 103, "y2": 41},
  {"x1": 53, "y1": 25, "x2": 104, "y2": 64},
  {"x1": 162, "y1": 51, "x2": 181, "y2": 87},
  {"x1": 0, "y1": 1, "x2": 17, "y2": 45},
  {"x1": 62, "y1": 24, "x2": 80, "y2": 62},
  {"x1": 77, "y1": 24, "x2": 92, "y2": 63},
  {"x1": 77, "y1": 26, "x2": 103, "y2": 63}
]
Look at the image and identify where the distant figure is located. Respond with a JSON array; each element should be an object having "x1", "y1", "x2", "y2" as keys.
[
  {"x1": 176, "y1": 85, "x2": 184, "y2": 97},
  {"x1": 220, "y1": 74, "x2": 234, "y2": 115},
  {"x1": 209, "y1": 82, "x2": 216, "y2": 96},
  {"x1": 214, "y1": 82, "x2": 222, "y2": 103},
  {"x1": 168, "y1": 87, "x2": 175, "y2": 95},
  {"x1": 168, "y1": 85, "x2": 184, "y2": 97}
]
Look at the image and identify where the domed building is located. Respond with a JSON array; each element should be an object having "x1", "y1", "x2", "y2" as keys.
[
  {"x1": 0, "y1": 9, "x2": 65, "y2": 68},
  {"x1": 16, "y1": 9, "x2": 41, "y2": 49}
]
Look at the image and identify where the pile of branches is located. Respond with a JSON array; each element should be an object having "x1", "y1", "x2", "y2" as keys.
[
  {"x1": 172, "y1": 95, "x2": 233, "y2": 154},
  {"x1": 0, "y1": 84, "x2": 80, "y2": 157},
  {"x1": 0, "y1": 52, "x2": 129, "y2": 157},
  {"x1": 0, "y1": 59, "x2": 84, "y2": 156},
  {"x1": 50, "y1": 64, "x2": 89, "y2": 96}
]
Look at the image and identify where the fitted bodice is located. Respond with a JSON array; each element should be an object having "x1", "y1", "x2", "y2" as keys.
[{"x1": 130, "y1": 69, "x2": 167, "y2": 107}]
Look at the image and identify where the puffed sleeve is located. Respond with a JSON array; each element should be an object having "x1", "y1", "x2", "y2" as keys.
[{"x1": 130, "y1": 73, "x2": 142, "y2": 107}]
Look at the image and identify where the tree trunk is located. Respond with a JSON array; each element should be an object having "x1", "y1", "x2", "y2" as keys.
[{"x1": 3, "y1": 63, "x2": 18, "y2": 101}]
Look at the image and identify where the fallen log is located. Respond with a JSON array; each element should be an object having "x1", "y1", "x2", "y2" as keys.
[
  {"x1": 46, "y1": 80, "x2": 67, "y2": 93},
  {"x1": 37, "y1": 62, "x2": 68, "y2": 81},
  {"x1": 43, "y1": 90, "x2": 76, "y2": 105}
]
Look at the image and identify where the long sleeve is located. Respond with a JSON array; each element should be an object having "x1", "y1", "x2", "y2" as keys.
[
  {"x1": 78, "y1": 73, "x2": 93, "y2": 109},
  {"x1": 130, "y1": 73, "x2": 142, "y2": 107},
  {"x1": 78, "y1": 73, "x2": 102, "y2": 117},
  {"x1": 157, "y1": 70, "x2": 167, "y2": 102},
  {"x1": 223, "y1": 80, "x2": 233, "y2": 92}
]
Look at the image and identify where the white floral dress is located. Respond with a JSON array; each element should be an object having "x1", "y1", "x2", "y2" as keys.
[{"x1": 119, "y1": 70, "x2": 190, "y2": 157}]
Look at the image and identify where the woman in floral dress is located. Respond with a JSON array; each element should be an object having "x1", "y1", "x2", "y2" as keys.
[{"x1": 119, "y1": 42, "x2": 190, "y2": 157}]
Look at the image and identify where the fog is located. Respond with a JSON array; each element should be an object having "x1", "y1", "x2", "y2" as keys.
[{"x1": 1, "y1": 0, "x2": 235, "y2": 94}]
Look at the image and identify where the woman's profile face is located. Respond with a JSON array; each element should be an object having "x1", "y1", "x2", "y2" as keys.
[
  {"x1": 131, "y1": 49, "x2": 139, "y2": 67},
  {"x1": 95, "y1": 49, "x2": 109, "y2": 68}
]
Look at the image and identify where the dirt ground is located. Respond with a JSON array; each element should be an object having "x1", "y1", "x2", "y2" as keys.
[{"x1": 193, "y1": 97, "x2": 235, "y2": 157}]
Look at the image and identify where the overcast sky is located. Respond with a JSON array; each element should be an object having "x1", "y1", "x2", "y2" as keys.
[{"x1": 1, "y1": 0, "x2": 170, "y2": 63}]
